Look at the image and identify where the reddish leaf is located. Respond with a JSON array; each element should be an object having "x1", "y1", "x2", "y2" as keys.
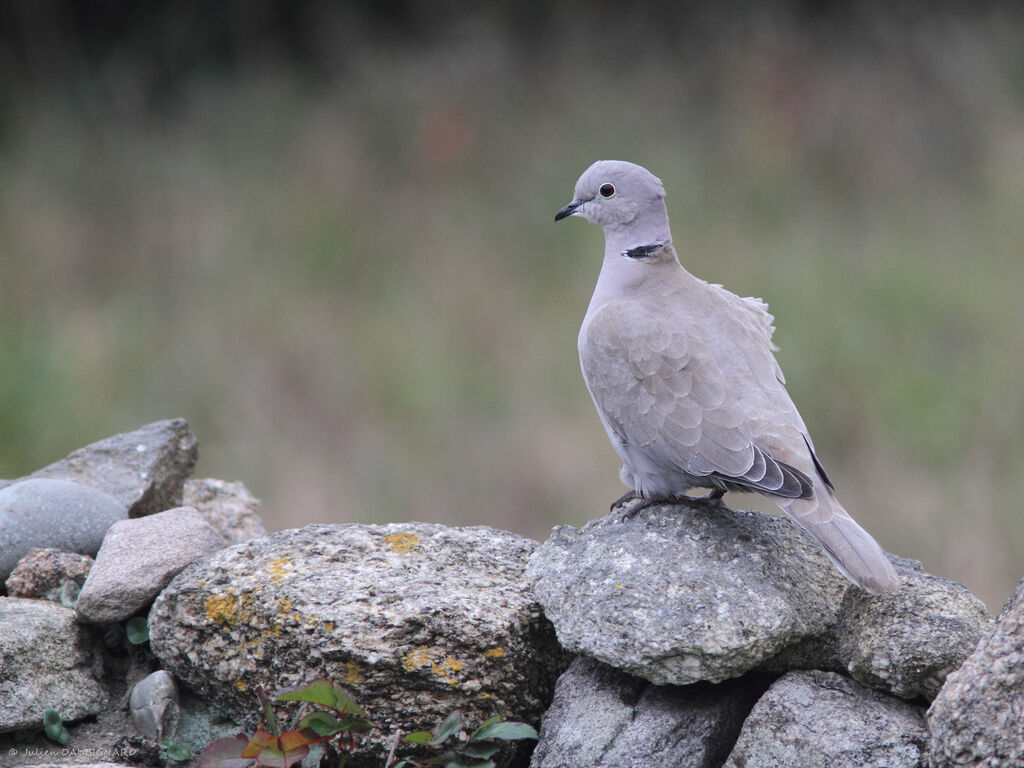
[
  {"x1": 255, "y1": 744, "x2": 308, "y2": 768},
  {"x1": 199, "y1": 734, "x2": 253, "y2": 768},
  {"x1": 241, "y1": 730, "x2": 278, "y2": 759},
  {"x1": 279, "y1": 728, "x2": 324, "y2": 751}
]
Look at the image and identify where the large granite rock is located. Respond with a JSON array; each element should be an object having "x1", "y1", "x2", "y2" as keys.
[
  {"x1": 149, "y1": 523, "x2": 566, "y2": 765},
  {"x1": 0, "y1": 479, "x2": 127, "y2": 582},
  {"x1": 4, "y1": 547, "x2": 94, "y2": 606},
  {"x1": 0, "y1": 598, "x2": 108, "y2": 731},
  {"x1": 76, "y1": 507, "x2": 225, "y2": 624},
  {"x1": 24, "y1": 418, "x2": 198, "y2": 519},
  {"x1": 528, "y1": 504, "x2": 987, "y2": 700},
  {"x1": 182, "y1": 478, "x2": 266, "y2": 545},
  {"x1": 928, "y1": 576, "x2": 1024, "y2": 768},
  {"x1": 528, "y1": 504, "x2": 851, "y2": 685},
  {"x1": 531, "y1": 656, "x2": 767, "y2": 768},
  {"x1": 722, "y1": 670, "x2": 928, "y2": 768}
]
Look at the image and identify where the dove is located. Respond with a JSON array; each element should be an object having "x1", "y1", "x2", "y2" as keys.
[{"x1": 555, "y1": 160, "x2": 898, "y2": 592}]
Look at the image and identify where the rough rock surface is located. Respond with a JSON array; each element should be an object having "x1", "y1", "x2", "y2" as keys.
[
  {"x1": 5, "y1": 547, "x2": 94, "y2": 605},
  {"x1": 527, "y1": 504, "x2": 853, "y2": 685},
  {"x1": 24, "y1": 418, "x2": 198, "y2": 518},
  {"x1": 182, "y1": 478, "x2": 267, "y2": 545},
  {"x1": 0, "y1": 479, "x2": 127, "y2": 581},
  {"x1": 529, "y1": 504, "x2": 988, "y2": 700},
  {"x1": 723, "y1": 670, "x2": 928, "y2": 768},
  {"x1": 838, "y1": 558, "x2": 992, "y2": 700},
  {"x1": 76, "y1": 507, "x2": 225, "y2": 624},
  {"x1": 531, "y1": 656, "x2": 767, "y2": 768},
  {"x1": 0, "y1": 598, "x2": 108, "y2": 731},
  {"x1": 149, "y1": 523, "x2": 567, "y2": 765},
  {"x1": 928, "y1": 576, "x2": 1024, "y2": 768}
]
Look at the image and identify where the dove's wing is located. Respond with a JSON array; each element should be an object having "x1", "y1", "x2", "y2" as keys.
[{"x1": 580, "y1": 299, "x2": 812, "y2": 498}]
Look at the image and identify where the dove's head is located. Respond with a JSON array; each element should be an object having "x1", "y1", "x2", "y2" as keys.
[{"x1": 555, "y1": 160, "x2": 671, "y2": 253}]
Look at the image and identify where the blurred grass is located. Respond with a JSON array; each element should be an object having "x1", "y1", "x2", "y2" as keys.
[{"x1": 1, "y1": 7, "x2": 1022, "y2": 610}]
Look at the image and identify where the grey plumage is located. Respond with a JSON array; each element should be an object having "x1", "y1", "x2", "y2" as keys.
[{"x1": 557, "y1": 160, "x2": 899, "y2": 593}]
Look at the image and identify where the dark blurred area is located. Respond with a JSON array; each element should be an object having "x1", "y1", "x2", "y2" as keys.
[{"x1": 1, "y1": 1, "x2": 1022, "y2": 610}]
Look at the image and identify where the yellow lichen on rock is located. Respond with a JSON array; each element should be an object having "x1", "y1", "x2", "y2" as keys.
[
  {"x1": 343, "y1": 661, "x2": 364, "y2": 685},
  {"x1": 205, "y1": 592, "x2": 243, "y2": 625},
  {"x1": 268, "y1": 557, "x2": 294, "y2": 583},
  {"x1": 383, "y1": 532, "x2": 419, "y2": 554},
  {"x1": 402, "y1": 646, "x2": 434, "y2": 671},
  {"x1": 484, "y1": 647, "x2": 506, "y2": 659}
]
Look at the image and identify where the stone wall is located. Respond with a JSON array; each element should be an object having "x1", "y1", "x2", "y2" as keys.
[{"x1": 0, "y1": 421, "x2": 1021, "y2": 768}]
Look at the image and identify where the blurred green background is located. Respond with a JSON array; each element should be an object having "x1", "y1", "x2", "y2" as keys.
[{"x1": 1, "y1": 2, "x2": 1021, "y2": 611}]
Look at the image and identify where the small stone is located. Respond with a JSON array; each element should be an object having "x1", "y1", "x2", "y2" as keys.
[
  {"x1": 723, "y1": 670, "x2": 928, "y2": 768},
  {"x1": 0, "y1": 478, "x2": 128, "y2": 582},
  {"x1": 130, "y1": 670, "x2": 181, "y2": 740},
  {"x1": 25, "y1": 418, "x2": 199, "y2": 518},
  {"x1": 531, "y1": 656, "x2": 767, "y2": 768},
  {"x1": 182, "y1": 478, "x2": 267, "y2": 545},
  {"x1": 837, "y1": 557, "x2": 992, "y2": 700},
  {"x1": 76, "y1": 507, "x2": 225, "y2": 625},
  {"x1": 0, "y1": 597, "x2": 108, "y2": 731},
  {"x1": 5, "y1": 548, "x2": 94, "y2": 607},
  {"x1": 928, "y1": 576, "x2": 1024, "y2": 767}
]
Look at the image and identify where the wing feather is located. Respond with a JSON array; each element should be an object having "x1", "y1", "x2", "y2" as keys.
[{"x1": 581, "y1": 300, "x2": 813, "y2": 499}]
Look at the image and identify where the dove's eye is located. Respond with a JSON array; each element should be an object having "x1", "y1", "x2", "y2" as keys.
[{"x1": 599, "y1": 183, "x2": 615, "y2": 198}]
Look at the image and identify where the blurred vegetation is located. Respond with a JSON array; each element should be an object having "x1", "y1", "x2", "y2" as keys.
[{"x1": 1, "y1": 2, "x2": 1022, "y2": 610}]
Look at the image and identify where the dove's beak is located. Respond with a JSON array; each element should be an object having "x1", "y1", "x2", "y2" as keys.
[{"x1": 554, "y1": 199, "x2": 583, "y2": 222}]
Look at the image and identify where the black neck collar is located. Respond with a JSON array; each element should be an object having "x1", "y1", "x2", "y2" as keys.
[{"x1": 622, "y1": 241, "x2": 667, "y2": 260}]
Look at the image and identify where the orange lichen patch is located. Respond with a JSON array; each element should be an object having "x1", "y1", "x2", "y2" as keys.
[
  {"x1": 206, "y1": 592, "x2": 244, "y2": 625},
  {"x1": 435, "y1": 656, "x2": 464, "y2": 675},
  {"x1": 484, "y1": 647, "x2": 506, "y2": 660},
  {"x1": 234, "y1": 680, "x2": 249, "y2": 692},
  {"x1": 343, "y1": 661, "x2": 364, "y2": 686},
  {"x1": 402, "y1": 647, "x2": 466, "y2": 683},
  {"x1": 403, "y1": 646, "x2": 434, "y2": 672},
  {"x1": 268, "y1": 558, "x2": 294, "y2": 583},
  {"x1": 383, "y1": 533, "x2": 419, "y2": 554}
]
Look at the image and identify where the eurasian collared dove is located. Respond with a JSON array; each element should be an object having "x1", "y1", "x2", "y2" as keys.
[{"x1": 555, "y1": 160, "x2": 899, "y2": 593}]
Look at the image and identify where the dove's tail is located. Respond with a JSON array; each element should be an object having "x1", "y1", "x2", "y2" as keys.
[{"x1": 779, "y1": 485, "x2": 899, "y2": 593}]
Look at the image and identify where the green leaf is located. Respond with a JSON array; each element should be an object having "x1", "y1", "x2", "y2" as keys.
[
  {"x1": 299, "y1": 711, "x2": 342, "y2": 737},
  {"x1": 198, "y1": 734, "x2": 254, "y2": 768},
  {"x1": 125, "y1": 616, "x2": 150, "y2": 644},
  {"x1": 461, "y1": 742, "x2": 500, "y2": 759},
  {"x1": 468, "y1": 716, "x2": 501, "y2": 738},
  {"x1": 276, "y1": 680, "x2": 367, "y2": 718},
  {"x1": 421, "y1": 749, "x2": 458, "y2": 765},
  {"x1": 402, "y1": 730, "x2": 434, "y2": 745},
  {"x1": 160, "y1": 740, "x2": 193, "y2": 762},
  {"x1": 469, "y1": 721, "x2": 538, "y2": 742},
  {"x1": 429, "y1": 710, "x2": 465, "y2": 745}
]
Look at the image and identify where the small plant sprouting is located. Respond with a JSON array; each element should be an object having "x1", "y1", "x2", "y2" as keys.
[
  {"x1": 160, "y1": 739, "x2": 193, "y2": 762},
  {"x1": 125, "y1": 615, "x2": 150, "y2": 645},
  {"x1": 42, "y1": 708, "x2": 70, "y2": 746},
  {"x1": 199, "y1": 679, "x2": 373, "y2": 768},
  {"x1": 391, "y1": 709, "x2": 538, "y2": 768}
]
